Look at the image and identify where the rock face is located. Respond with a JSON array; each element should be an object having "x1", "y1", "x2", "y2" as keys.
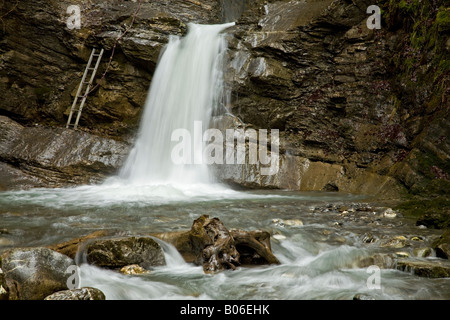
[
  {"x1": 0, "y1": 0, "x2": 448, "y2": 198},
  {"x1": 1, "y1": 247, "x2": 75, "y2": 300},
  {"x1": 0, "y1": 116, "x2": 129, "y2": 189},
  {"x1": 217, "y1": 0, "x2": 449, "y2": 196}
]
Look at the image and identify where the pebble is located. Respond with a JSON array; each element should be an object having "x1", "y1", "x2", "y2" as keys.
[
  {"x1": 271, "y1": 219, "x2": 303, "y2": 227},
  {"x1": 120, "y1": 264, "x2": 149, "y2": 275},
  {"x1": 273, "y1": 234, "x2": 287, "y2": 240},
  {"x1": 395, "y1": 252, "x2": 410, "y2": 258},
  {"x1": 413, "y1": 247, "x2": 432, "y2": 258},
  {"x1": 383, "y1": 208, "x2": 397, "y2": 219}
]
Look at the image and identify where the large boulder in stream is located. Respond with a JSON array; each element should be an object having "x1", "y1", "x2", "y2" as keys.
[
  {"x1": 153, "y1": 215, "x2": 280, "y2": 273},
  {"x1": 84, "y1": 236, "x2": 166, "y2": 270},
  {"x1": 0, "y1": 247, "x2": 75, "y2": 300}
]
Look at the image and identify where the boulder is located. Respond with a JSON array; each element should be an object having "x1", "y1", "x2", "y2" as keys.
[
  {"x1": 44, "y1": 287, "x2": 105, "y2": 300},
  {"x1": 357, "y1": 253, "x2": 397, "y2": 269},
  {"x1": 1, "y1": 247, "x2": 75, "y2": 300},
  {"x1": 433, "y1": 229, "x2": 450, "y2": 259},
  {"x1": 396, "y1": 258, "x2": 450, "y2": 278},
  {"x1": 84, "y1": 237, "x2": 166, "y2": 270},
  {"x1": 48, "y1": 230, "x2": 113, "y2": 259}
]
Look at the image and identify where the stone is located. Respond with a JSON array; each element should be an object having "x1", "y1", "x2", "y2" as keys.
[
  {"x1": 395, "y1": 252, "x2": 410, "y2": 258},
  {"x1": 48, "y1": 230, "x2": 112, "y2": 259},
  {"x1": 44, "y1": 287, "x2": 106, "y2": 300},
  {"x1": 380, "y1": 236, "x2": 408, "y2": 249},
  {"x1": 433, "y1": 230, "x2": 450, "y2": 259},
  {"x1": 0, "y1": 267, "x2": 8, "y2": 300},
  {"x1": 1, "y1": 247, "x2": 75, "y2": 300},
  {"x1": 413, "y1": 248, "x2": 433, "y2": 258},
  {"x1": 353, "y1": 293, "x2": 376, "y2": 300},
  {"x1": 357, "y1": 253, "x2": 397, "y2": 269},
  {"x1": 85, "y1": 237, "x2": 166, "y2": 270},
  {"x1": 397, "y1": 258, "x2": 450, "y2": 278},
  {"x1": 120, "y1": 264, "x2": 150, "y2": 275},
  {"x1": 383, "y1": 208, "x2": 397, "y2": 219},
  {"x1": 271, "y1": 218, "x2": 303, "y2": 227}
]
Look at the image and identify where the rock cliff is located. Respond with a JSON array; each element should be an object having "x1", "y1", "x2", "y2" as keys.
[{"x1": 0, "y1": 0, "x2": 448, "y2": 199}]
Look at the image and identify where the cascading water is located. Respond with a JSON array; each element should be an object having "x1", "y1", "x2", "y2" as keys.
[{"x1": 119, "y1": 23, "x2": 234, "y2": 186}]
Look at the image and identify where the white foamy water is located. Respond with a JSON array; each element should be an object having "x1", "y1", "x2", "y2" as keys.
[{"x1": 119, "y1": 22, "x2": 235, "y2": 186}]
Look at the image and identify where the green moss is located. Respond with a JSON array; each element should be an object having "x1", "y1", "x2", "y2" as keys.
[
  {"x1": 436, "y1": 6, "x2": 450, "y2": 31},
  {"x1": 395, "y1": 196, "x2": 449, "y2": 218}
]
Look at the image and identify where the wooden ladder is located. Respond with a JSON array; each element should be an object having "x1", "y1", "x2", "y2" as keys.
[{"x1": 66, "y1": 48, "x2": 104, "y2": 129}]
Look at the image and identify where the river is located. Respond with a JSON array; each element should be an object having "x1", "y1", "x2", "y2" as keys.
[{"x1": 1, "y1": 184, "x2": 449, "y2": 300}]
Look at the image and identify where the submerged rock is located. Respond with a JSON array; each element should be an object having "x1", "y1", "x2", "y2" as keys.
[{"x1": 44, "y1": 287, "x2": 105, "y2": 300}]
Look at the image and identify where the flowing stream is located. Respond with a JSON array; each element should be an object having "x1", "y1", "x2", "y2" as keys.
[{"x1": 0, "y1": 23, "x2": 449, "y2": 300}]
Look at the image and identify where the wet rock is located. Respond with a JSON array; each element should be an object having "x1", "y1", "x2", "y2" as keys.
[
  {"x1": 433, "y1": 229, "x2": 450, "y2": 259},
  {"x1": 380, "y1": 236, "x2": 408, "y2": 249},
  {"x1": 395, "y1": 252, "x2": 410, "y2": 258},
  {"x1": 85, "y1": 237, "x2": 166, "y2": 270},
  {"x1": 383, "y1": 208, "x2": 397, "y2": 219},
  {"x1": 357, "y1": 253, "x2": 397, "y2": 269},
  {"x1": 120, "y1": 264, "x2": 150, "y2": 275},
  {"x1": 397, "y1": 258, "x2": 450, "y2": 278},
  {"x1": 0, "y1": 116, "x2": 129, "y2": 189},
  {"x1": 0, "y1": 267, "x2": 8, "y2": 300},
  {"x1": 48, "y1": 230, "x2": 112, "y2": 259},
  {"x1": 1, "y1": 247, "x2": 75, "y2": 300},
  {"x1": 353, "y1": 293, "x2": 376, "y2": 300},
  {"x1": 271, "y1": 218, "x2": 303, "y2": 227},
  {"x1": 44, "y1": 287, "x2": 105, "y2": 300},
  {"x1": 413, "y1": 248, "x2": 433, "y2": 258},
  {"x1": 360, "y1": 233, "x2": 379, "y2": 244}
]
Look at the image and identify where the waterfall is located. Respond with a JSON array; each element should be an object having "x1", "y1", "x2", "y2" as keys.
[{"x1": 119, "y1": 23, "x2": 234, "y2": 186}]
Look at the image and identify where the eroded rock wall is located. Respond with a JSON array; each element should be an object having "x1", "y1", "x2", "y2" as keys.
[{"x1": 0, "y1": 0, "x2": 448, "y2": 197}]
